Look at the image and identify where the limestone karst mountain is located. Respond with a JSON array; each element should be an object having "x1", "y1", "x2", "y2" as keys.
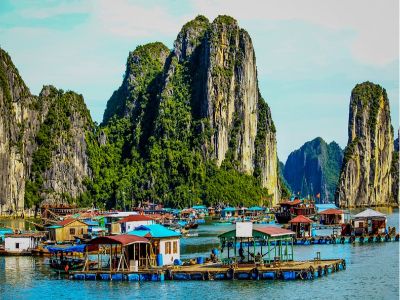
[{"x1": 335, "y1": 82, "x2": 397, "y2": 207}]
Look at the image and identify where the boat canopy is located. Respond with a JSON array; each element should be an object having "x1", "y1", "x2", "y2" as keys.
[{"x1": 47, "y1": 244, "x2": 87, "y2": 253}]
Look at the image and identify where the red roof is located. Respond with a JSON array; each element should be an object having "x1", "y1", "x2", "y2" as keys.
[
  {"x1": 57, "y1": 219, "x2": 86, "y2": 227},
  {"x1": 88, "y1": 234, "x2": 149, "y2": 246},
  {"x1": 117, "y1": 215, "x2": 154, "y2": 223},
  {"x1": 254, "y1": 226, "x2": 295, "y2": 237},
  {"x1": 289, "y1": 215, "x2": 313, "y2": 224},
  {"x1": 318, "y1": 208, "x2": 344, "y2": 215}
]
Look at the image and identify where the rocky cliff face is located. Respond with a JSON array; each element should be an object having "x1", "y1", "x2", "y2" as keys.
[
  {"x1": 335, "y1": 82, "x2": 395, "y2": 207},
  {"x1": 284, "y1": 137, "x2": 343, "y2": 203},
  {"x1": 100, "y1": 15, "x2": 280, "y2": 207},
  {"x1": 392, "y1": 136, "x2": 399, "y2": 204},
  {"x1": 0, "y1": 49, "x2": 36, "y2": 212},
  {"x1": 0, "y1": 48, "x2": 93, "y2": 212},
  {"x1": 165, "y1": 15, "x2": 279, "y2": 204}
]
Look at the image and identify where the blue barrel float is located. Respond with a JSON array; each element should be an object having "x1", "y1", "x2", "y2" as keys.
[
  {"x1": 127, "y1": 274, "x2": 140, "y2": 281},
  {"x1": 174, "y1": 259, "x2": 182, "y2": 266},
  {"x1": 282, "y1": 271, "x2": 296, "y2": 280},
  {"x1": 156, "y1": 253, "x2": 163, "y2": 266},
  {"x1": 196, "y1": 257, "x2": 204, "y2": 264}
]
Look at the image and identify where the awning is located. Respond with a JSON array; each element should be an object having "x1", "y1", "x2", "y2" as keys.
[{"x1": 47, "y1": 244, "x2": 87, "y2": 253}]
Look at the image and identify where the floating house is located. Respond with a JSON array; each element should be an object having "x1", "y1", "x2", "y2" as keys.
[
  {"x1": 180, "y1": 208, "x2": 197, "y2": 219},
  {"x1": 353, "y1": 209, "x2": 387, "y2": 235},
  {"x1": 4, "y1": 232, "x2": 45, "y2": 254},
  {"x1": 128, "y1": 224, "x2": 181, "y2": 266},
  {"x1": 218, "y1": 223, "x2": 295, "y2": 263},
  {"x1": 118, "y1": 215, "x2": 155, "y2": 233},
  {"x1": 246, "y1": 206, "x2": 265, "y2": 217},
  {"x1": 192, "y1": 205, "x2": 208, "y2": 216},
  {"x1": 85, "y1": 234, "x2": 155, "y2": 272},
  {"x1": 221, "y1": 207, "x2": 237, "y2": 219},
  {"x1": 0, "y1": 227, "x2": 13, "y2": 242},
  {"x1": 47, "y1": 219, "x2": 89, "y2": 242},
  {"x1": 318, "y1": 208, "x2": 346, "y2": 225},
  {"x1": 208, "y1": 207, "x2": 216, "y2": 216},
  {"x1": 289, "y1": 215, "x2": 313, "y2": 238}
]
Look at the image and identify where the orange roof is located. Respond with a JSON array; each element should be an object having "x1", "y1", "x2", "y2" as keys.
[
  {"x1": 117, "y1": 215, "x2": 154, "y2": 223},
  {"x1": 318, "y1": 208, "x2": 344, "y2": 215},
  {"x1": 289, "y1": 215, "x2": 313, "y2": 224}
]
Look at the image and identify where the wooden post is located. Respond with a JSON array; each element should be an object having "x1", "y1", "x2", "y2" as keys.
[
  {"x1": 228, "y1": 239, "x2": 230, "y2": 259},
  {"x1": 247, "y1": 238, "x2": 250, "y2": 262},
  {"x1": 110, "y1": 244, "x2": 112, "y2": 272}
]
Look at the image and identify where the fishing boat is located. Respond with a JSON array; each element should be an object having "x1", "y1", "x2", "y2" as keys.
[
  {"x1": 184, "y1": 222, "x2": 199, "y2": 230},
  {"x1": 47, "y1": 244, "x2": 96, "y2": 273}
]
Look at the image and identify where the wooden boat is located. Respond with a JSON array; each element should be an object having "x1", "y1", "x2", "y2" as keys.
[
  {"x1": 50, "y1": 256, "x2": 86, "y2": 273},
  {"x1": 184, "y1": 222, "x2": 199, "y2": 230}
]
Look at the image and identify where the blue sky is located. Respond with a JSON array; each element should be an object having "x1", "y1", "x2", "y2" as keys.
[{"x1": 0, "y1": 0, "x2": 398, "y2": 161}]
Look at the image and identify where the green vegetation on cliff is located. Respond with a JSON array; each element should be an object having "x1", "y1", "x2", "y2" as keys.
[{"x1": 283, "y1": 137, "x2": 343, "y2": 203}]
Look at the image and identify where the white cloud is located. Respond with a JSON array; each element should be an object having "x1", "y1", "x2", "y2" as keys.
[
  {"x1": 91, "y1": 0, "x2": 185, "y2": 37},
  {"x1": 191, "y1": 0, "x2": 399, "y2": 66}
]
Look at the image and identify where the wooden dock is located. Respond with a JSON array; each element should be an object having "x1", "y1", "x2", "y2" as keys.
[{"x1": 69, "y1": 259, "x2": 346, "y2": 281}]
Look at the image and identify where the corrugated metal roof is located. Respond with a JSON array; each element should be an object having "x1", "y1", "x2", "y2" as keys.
[
  {"x1": 254, "y1": 226, "x2": 295, "y2": 237},
  {"x1": 127, "y1": 224, "x2": 180, "y2": 238},
  {"x1": 354, "y1": 209, "x2": 386, "y2": 219},
  {"x1": 318, "y1": 208, "x2": 344, "y2": 215}
]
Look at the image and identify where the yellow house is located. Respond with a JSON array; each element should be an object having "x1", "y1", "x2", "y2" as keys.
[{"x1": 48, "y1": 219, "x2": 88, "y2": 242}]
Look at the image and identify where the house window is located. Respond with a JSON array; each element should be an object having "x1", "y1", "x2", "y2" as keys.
[
  {"x1": 81, "y1": 228, "x2": 84, "y2": 234},
  {"x1": 165, "y1": 242, "x2": 171, "y2": 254},
  {"x1": 70, "y1": 228, "x2": 76, "y2": 235},
  {"x1": 15, "y1": 243, "x2": 20, "y2": 249},
  {"x1": 173, "y1": 241, "x2": 178, "y2": 254},
  {"x1": 359, "y1": 222, "x2": 363, "y2": 228}
]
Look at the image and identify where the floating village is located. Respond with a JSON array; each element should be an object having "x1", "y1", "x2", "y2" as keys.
[{"x1": 0, "y1": 198, "x2": 397, "y2": 282}]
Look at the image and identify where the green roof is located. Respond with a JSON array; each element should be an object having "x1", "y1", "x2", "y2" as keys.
[{"x1": 127, "y1": 224, "x2": 180, "y2": 238}]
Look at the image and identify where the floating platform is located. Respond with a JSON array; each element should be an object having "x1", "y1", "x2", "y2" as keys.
[
  {"x1": 69, "y1": 259, "x2": 346, "y2": 281},
  {"x1": 293, "y1": 234, "x2": 399, "y2": 246}
]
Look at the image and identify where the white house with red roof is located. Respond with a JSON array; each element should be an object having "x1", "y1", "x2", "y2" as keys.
[{"x1": 118, "y1": 215, "x2": 155, "y2": 233}]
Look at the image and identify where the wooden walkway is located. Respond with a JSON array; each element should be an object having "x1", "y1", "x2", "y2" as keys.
[{"x1": 69, "y1": 259, "x2": 346, "y2": 281}]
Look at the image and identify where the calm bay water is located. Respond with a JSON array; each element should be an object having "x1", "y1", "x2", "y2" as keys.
[{"x1": 0, "y1": 208, "x2": 398, "y2": 300}]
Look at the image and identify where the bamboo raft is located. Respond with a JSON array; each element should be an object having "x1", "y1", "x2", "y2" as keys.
[{"x1": 69, "y1": 259, "x2": 346, "y2": 281}]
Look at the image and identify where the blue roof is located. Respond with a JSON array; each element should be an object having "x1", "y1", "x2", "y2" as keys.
[
  {"x1": 83, "y1": 220, "x2": 99, "y2": 226},
  {"x1": 192, "y1": 205, "x2": 207, "y2": 209},
  {"x1": 247, "y1": 206, "x2": 264, "y2": 211},
  {"x1": 223, "y1": 207, "x2": 236, "y2": 212},
  {"x1": 127, "y1": 224, "x2": 180, "y2": 238}
]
